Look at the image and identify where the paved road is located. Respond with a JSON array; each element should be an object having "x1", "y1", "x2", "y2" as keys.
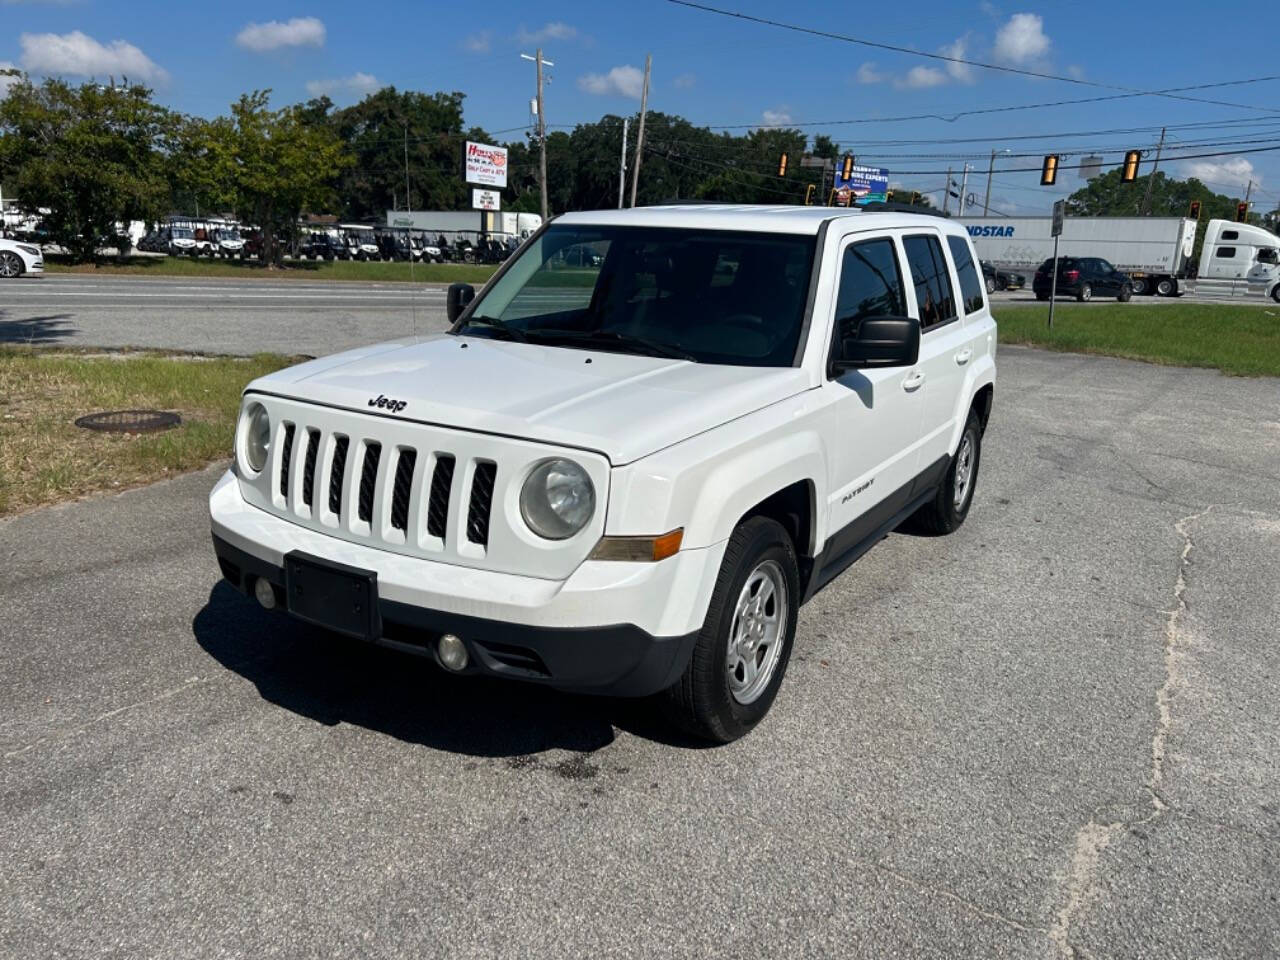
[
  {"x1": 3, "y1": 346, "x2": 1278, "y2": 958},
  {"x1": 0, "y1": 274, "x2": 452, "y2": 356}
]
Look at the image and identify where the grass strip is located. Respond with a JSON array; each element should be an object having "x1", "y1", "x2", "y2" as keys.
[
  {"x1": 0, "y1": 347, "x2": 293, "y2": 516},
  {"x1": 43, "y1": 256, "x2": 498, "y2": 285},
  {"x1": 994, "y1": 302, "x2": 1280, "y2": 377}
]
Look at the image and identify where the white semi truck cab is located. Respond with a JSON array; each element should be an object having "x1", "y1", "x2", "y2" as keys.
[{"x1": 1195, "y1": 219, "x2": 1280, "y2": 301}]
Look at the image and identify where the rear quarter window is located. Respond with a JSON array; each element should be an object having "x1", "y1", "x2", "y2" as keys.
[{"x1": 946, "y1": 235, "x2": 986, "y2": 315}]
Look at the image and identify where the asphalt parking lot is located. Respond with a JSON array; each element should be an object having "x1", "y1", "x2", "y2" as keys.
[{"x1": 3, "y1": 345, "x2": 1277, "y2": 958}]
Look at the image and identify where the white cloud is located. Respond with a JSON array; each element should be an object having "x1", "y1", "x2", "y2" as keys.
[
  {"x1": 940, "y1": 36, "x2": 975, "y2": 83},
  {"x1": 1183, "y1": 157, "x2": 1259, "y2": 194},
  {"x1": 306, "y1": 72, "x2": 379, "y2": 99},
  {"x1": 896, "y1": 65, "x2": 948, "y2": 89},
  {"x1": 578, "y1": 64, "x2": 644, "y2": 98},
  {"x1": 994, "y1": 13, "x2": 1050, "y2": 64},
  {"x1": 19, "y1": 31, "x2": 167, "y2": 83},
  {"x1": 1067, "y1": 64, "x2": 1084, "y2": 80},
  {"x1": 761, "y1": 108, "x2": 793, "y2": 127},
  {"x1": 235, "y1": 17, "x2": 325, "y2": 53},
  {"x1": 856, "y1": 62, "x2": 885, "y2": 84},
  {"x1": 979, "y1": 0, "x2": 1000, "y2": 16},
  {"x1": 673, "y1": 72, "x2": 696, "y2": 89},
  {"x1": 516, "y1": 22, "x2": 578, "y2": 45},
  {"x1": 463, "y1": 31, "x2": 491, "y2": 53}
]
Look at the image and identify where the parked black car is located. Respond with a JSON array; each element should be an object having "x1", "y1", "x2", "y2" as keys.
[
  {"x1": 1033, "y1": 256, "x2": 1132, "y2": 302},
  {"x1": 980, "y1": 260, "x2": 1024, "y2": 292}
]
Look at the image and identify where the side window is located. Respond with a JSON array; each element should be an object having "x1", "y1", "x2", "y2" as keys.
[
  {"x1": 1222, "y1": 230, "x2": 1239, "y2": 241},
  {"x1": 946, "y1": 235, "x2": 985, "y2": 315},
  {"x1": 832, "y1": 237, "x2": 905, "y2": 346},
  {"x1": 902, "y1": 235, "x2": 957, "y2": 330},
  {"x1": 1097, "y1": 259, "x2": 1115, "y2": 273},
  {"x1": 1215, "y1": 246, "x2": 1237, "y2": 259}
]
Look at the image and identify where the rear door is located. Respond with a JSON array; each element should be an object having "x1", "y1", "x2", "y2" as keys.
[{"x1": 906, "y1": 232, "x2": 969, "y2": 472}]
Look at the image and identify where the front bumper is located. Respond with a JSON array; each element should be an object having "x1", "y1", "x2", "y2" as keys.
[{"x1": 209, "y1": 470, "x2": 719, "y2": 696}]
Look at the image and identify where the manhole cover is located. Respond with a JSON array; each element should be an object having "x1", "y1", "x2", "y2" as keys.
[{"x1": 74, "y1": 410, "x2": 182, "y2": 433}]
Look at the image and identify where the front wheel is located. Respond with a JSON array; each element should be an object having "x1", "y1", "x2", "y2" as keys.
[
  {"x1": 1131, "y1": 277, "x2": 1148, "y2": 295},
  {"x1": 0, "y1": 251, "x2": 23, "y2": 278},
  {"x1": 906, "y1": 409, "x2": 982, "y2": 536},
  {"x1": 985, "y1": 276, "x2": 996, "y2": 294},
  {"x1": 665, "y1": 516, "x2": 799, "y2": 743},
  {"x1": 1271, "y1": 285, "x2": 1280, "y2": 304},
  {"x1": 1117, "y1": 284, "x2": 1132, "y2": 302}
]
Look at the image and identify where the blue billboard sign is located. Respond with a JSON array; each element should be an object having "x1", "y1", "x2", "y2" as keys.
[{"x1": 833, "y1": 164, "x2": 890, "y2": 205}]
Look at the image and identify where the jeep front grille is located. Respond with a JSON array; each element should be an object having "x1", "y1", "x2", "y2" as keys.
[{"x1": 244, "y1": 396, "x2": 608, "y2": 579}]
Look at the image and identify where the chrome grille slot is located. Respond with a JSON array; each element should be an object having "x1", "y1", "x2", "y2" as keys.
[
  {"x1": 426, "y1": 455, "x2": 455, "y2": 540},
  {"x1": 278, "y1": 423, "x2": 296, "y2": 499},
  {"x1": 301, "y1": 428, "x2": 320, "y2": 510},
  {"x1": 358, "y1": 442, "x2": 381, "y2": 524},
  {"x1": 390, "y1": 449, "x2": 416, "y2": 533},
  {"x1": 328, "y1": 436, "x2": 349, "y2": 517},
  {"x1": 466, "y1": 461, "x2": 497, "y2": 546}
]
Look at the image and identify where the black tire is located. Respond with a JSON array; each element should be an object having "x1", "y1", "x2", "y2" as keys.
[
  {"x1": 906, "y1": 409, "x2": 982, "y2": 536},
  {"x1": 985, "y1": 276, "x2": 996, "y2": 294},
  {"x1": 1156, "y1": 278, "x2": 1176, "y2": 297},
  {"x1": 665, "y1": 516, "x2": 800, "y2": 743},
  {"x1": 1271, "y1": 285, "x2": 1280, "y2": 304},
  {"x1": 1131, "y1": 277, "x2": 1148, "y2": 295},
  {"x1": 1117, "y1": 284, "x2": 1132, "y2": 302},
  {"x1": 1076, "y1": 283, "x2": 1092, "y2": 302},
  {"x1": 0, "y1": 251, "x2": 23, "y2": 279}
]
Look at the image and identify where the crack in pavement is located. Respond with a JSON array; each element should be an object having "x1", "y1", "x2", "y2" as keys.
[{"x1": 1047, "y1": 504, "x2": 1214, "y2": 959}]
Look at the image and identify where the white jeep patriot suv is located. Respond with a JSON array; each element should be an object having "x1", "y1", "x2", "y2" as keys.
[{"x1": 210, "y1": 204, "x2": 996, "y2": 741}]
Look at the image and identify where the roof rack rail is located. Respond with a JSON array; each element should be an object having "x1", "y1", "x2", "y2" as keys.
[{"x1": 856, "y1": 201, "x2": 951, "y2": 219}]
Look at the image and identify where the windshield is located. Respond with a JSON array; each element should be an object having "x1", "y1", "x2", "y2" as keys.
[
  {"x1": 172, "y1": 227, "x2": 193, "y2": 238},
  {"x1": 458, "y1": 224, "x2": 816, "y2": 366}
]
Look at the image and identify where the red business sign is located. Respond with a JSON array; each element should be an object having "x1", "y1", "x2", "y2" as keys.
[{"x1": 464, "y1": 141, "x2": 508, "y2": 188}]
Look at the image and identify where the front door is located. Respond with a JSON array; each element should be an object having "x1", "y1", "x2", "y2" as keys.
[{"x1": 820, "y1": 233, "x2": 927, "y2": 552}]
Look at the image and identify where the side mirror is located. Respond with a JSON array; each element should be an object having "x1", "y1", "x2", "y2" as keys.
[
  {"x1": 831, "y1": 315, "x2": 920, "y2": 373},
  {"x1": 446, "y1": 282, "x2": 476, "y2": 323}
]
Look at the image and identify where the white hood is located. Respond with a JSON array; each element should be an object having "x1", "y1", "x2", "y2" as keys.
[{"x1": 246, "y1": 334, "x2": 812, "y2": 464}]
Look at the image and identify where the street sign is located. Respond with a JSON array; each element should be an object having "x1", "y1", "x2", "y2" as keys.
[
  {"x1": 1051, "y1": 199, "x2": 1065, "y2": 238},
  {"x1": 464, "y1": 141, "x2": 508, "y2": 188},
  {"x1": 471, "y1": 189, "x2": 501, "y2": 211}
]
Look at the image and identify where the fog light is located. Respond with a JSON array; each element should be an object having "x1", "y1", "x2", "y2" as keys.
[
  {"x1": 437, "y1": 634, "x2": 469, "y2": 671},
  {"x1": 254, "y1": 577, "x2": 277, "y2": 610}
]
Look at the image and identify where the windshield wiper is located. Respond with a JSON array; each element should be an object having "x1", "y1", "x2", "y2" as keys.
[
  {"x1": 460, "y1": 315, "x2": 529, "y2": 342},
  {"x1": 528, "y1": 329, "x2": 695, "y2": 362}
]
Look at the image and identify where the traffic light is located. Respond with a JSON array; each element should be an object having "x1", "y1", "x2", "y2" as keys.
[
  {"x1": 1040, "y1": 155, "x2": 1059, "y2": 186},
  {"x1": 841, "y1": 154, "x2": 854, "y2": 181},
  {"x1": 804, "y1": 183, "x2": 815, "y2": 206},
  {"x1": 1121, "y1": 150, "x2": 1141, "y2": 183},
  {"x1": 1237, "y1": 201, "x2": 1250, "y2": 222},
  {"x1": 777, "y1": 153, "x2": 788, "y2": 177},
  {"x1": 1188, "y1": 199, "x2": 1202, "y2": 220}
]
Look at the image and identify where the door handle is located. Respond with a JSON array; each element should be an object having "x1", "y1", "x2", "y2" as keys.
[
  {"x1": 955, "y1": 348, "x2": 973, "y2": 365},
  {"x1": 902, "y1": 370, "x2": 925, "y2": 391}
]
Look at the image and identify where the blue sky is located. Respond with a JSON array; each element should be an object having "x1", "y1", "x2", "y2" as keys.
[{"x1": 4, "y1": 0, "x2": 1278, "y2": 215}]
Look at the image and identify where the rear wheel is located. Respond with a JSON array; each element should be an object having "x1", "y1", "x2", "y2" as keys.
[
  {"x1": 1156, "y1": 278, "x2": 1176, "y2": 296},
  {"x1": 0, "y1": 252, "x2": 23, "y2": 278},
  {"x1": 1131, "y1": 276, "x2": 1148, "y2": 295},
  {"x1": 906, "y1": 409, "x2": 982, "y2": 536},
  {"x1": 985, "y1": 276, "x2": 996, "y2": 294},
  {"x1": 665, "y1": 516, "x2": 799, "y2": 743},
  {"x1": 1077, "y1": 283, "x2": 1092, "y2": 302},
  {"x1": 1271, "y1": 285, "x2": 1280, "y2": 304}
]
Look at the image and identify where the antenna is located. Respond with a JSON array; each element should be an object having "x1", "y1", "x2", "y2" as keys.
[{"x1": 404, "y1": 125, "x2": 417, "y2": 339}]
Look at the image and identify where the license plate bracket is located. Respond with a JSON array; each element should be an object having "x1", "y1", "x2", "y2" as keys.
[{"x1": 284, "y1": 552, "x2": 379, "y2": 641}]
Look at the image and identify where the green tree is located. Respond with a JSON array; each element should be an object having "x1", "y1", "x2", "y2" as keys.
[
  {"x1": 0, "y1": 75, "x2": 173, "y2": 261},
  {"x1": 187, "y1": 91, "x2": 350, "y2": 264}
]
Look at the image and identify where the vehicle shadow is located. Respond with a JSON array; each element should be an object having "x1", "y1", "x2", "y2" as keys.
[
  {"x1": 192, "y1": 580, "x2": 707, "y2": 757},
  {"x1": 0, "y1": 312, "x2": 76, "y2": 345}
]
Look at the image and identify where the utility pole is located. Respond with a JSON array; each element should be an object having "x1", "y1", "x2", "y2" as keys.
[
  {"x1": 943, "y1": 166, "x2": 952, "y2": 215},
  {"x1": 618, "y1": 117, "x2": 629, "y2": 209},
  {"x1": 959, "y1": 163, "x2": 972, "y2": 216},
  {"x1": 1140, "y1": 126, "x2": 1166, "y2": 216},
  {"x1": 629, "y1": 54, "x2": 652, "y2": 208},
  {"x1": 983, "y1": 149, "x2": 995, "y2": 215},
  {"x1": 520, "y1": 50, "x2": 554, "y2": 220},
  {"x1": 1245, "y1": 179, "x2": 1254, "y2": 205}
]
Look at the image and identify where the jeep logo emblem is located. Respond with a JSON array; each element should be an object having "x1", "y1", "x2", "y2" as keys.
[{"x1": 368, "y1": 394, "x2": 407, "y2": 414}]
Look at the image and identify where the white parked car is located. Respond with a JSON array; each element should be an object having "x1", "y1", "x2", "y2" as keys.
[
  {"x1": 0, "y1": 236, "x2": 44, "y2": 278},
  {"x1": 210, "y1": 205, "x2": 997, "y2": 741}
]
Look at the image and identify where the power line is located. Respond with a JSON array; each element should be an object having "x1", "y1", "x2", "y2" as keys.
[{"x1": 665, "y1": 0, "x2": 1280, "y2": 113}]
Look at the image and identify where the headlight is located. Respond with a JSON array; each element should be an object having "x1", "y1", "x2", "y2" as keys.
[
  {"x1": 243, "y1": 402, "x2": 271, "y2": 474},
  {"x1": 18, "y1": 244, "x2": 40, "y2": 257},
  {"x1": 520, "y1": 458, "x2": 595, "y2": 540}
]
